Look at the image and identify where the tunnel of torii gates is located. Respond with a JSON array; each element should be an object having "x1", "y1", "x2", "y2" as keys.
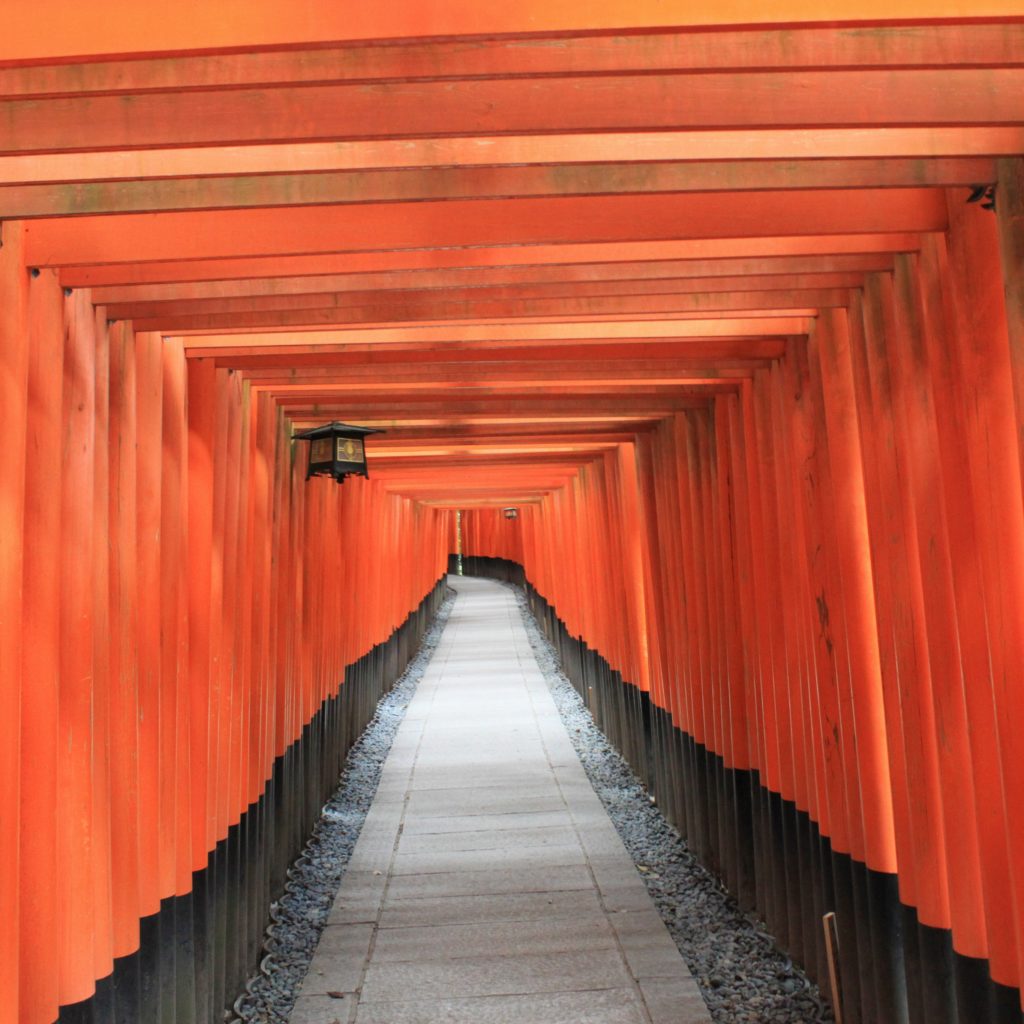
[{"x1": 5, "y1": 3, "x2": 1024, "y2": 1024}]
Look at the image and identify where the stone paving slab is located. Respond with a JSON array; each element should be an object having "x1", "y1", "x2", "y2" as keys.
[
  {"x1": 370, "y1": 915, "x2": 616, "y2": 961},
  {"x1": 358, "y1": 948, "x2": 636, "y2": 1002},
  {"x1": 396, "y1": 822, "x2": 579, "y2": 854},
  {"x1": 352, "y1": 989, "x2": 649, "y2": 1024},
  {"x1": 376, "y1": 888, "x2": 606, "y2": 930},
  {"x1": 391, "y1": 840, "x2": 587, "y2": 874},
  {"x1": 384, "y1": 862, "x2": 595, "y2": 900},
  {"x1": 292, "y1": 576, "x2": 711, "y2": 1024}
]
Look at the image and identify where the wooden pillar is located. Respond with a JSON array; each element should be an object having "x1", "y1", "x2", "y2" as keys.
[
  {"x1": 18, "y1": 265, "x2": 62, "y2": 1024},
  {"x1": 187, "y1": 358, "x2": 216, "y2": 873},
  {"x1": 0, "y1": 222, "x2": 28, "y2": 1024},
  {"x1": 58, "y1": 283, "x2": 99, "y2": 1007},
  {"x1": 134, "y1": 330, "x2": 164, "y2": 923},
  {"x1": 88, "y1": 298, "x2": 115, "y2": 992},
  {"x1": 107, "y1": 321, "x2": 142, "y2": 963},
  {"x1": 994, "y1": 157, "x2": 1024, "y2": 1006}
]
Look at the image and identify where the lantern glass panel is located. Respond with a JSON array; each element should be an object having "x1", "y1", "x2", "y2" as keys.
[
  {"x1": 337, "y1": 437, "x2": 365, "y2": 463},
  {"x1": 310, "y1": 438, "x2": 333, "y2": 463}
]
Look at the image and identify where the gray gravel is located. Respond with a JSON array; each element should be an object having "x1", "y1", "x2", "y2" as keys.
[
  {"x1": 503, "y1": 581, "x2": 834, "y2": 1024},
  {"x1": 230, "y1": 588, "x2": 456, "y2": 1024}
]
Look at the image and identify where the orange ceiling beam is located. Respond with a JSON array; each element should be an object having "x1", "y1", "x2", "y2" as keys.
[
  {"x1": 127, "y1": 289, "x2": 851, "y2": 333},
  {"x1": 356, "y1": 421, "x2": 659, "y2": 439},
  {"x1": 3, "y1": 23, "x2": 1022, "y2": 100},
  {"x1": 164, "y1": 308, "x2": 822, "y2": 336},
  {"x1": 5, "y1": 70, "x2": 1022, "y2": 156},
  {"x1": 59, "y1": 233, "x2": 923, "y2": 287},
  {"x1": 101, "y1": 275, "x2": 866, "y2": 323},
  {"x1": 25, "y1": 191, "x2": 946, "y2": 268},
  {"x1": 5, "y1": 129, "x2": 1021, "y2": 190},
  {"x1": 257, "y1": 383, "x2": 739, "y2": 401},
  {"x1": 178, "y1": 318, "x2": 814, "y2": 352},
  {"x1": 209, "y1": 339, "x2": 788, "y2": 370},
  {"x1": 240, "y1": 354, "x2": 772, "y2": 382},
  {"x1": 276, "y1": 395, "x2": 710, "y2": 416},
  {"x1": 0, "y1": 158, "x2": 994, "y2": 220},
  {"x1": 4, "y1": 2, "x2": 1022, "y2": 62},
  {"x1": 91, "y1": 255, "x2": 893, "y2": 305}
]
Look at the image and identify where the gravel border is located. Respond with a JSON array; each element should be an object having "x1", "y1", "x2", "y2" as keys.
[
  {"x1": 230, "y1": 588, "x2": 457, "y2": 1024},
  {"x1": 503, "y1": 580, "x2": 833, "y2": 1024}
]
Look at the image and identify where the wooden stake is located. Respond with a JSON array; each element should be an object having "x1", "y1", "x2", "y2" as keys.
[{"x1": 823, "y1": 912, "x2": 844, "y2": 1024}]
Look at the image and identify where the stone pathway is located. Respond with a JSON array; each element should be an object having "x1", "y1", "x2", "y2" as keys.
[{"x1": 289, "y1": 575, "x2": 712, "y2": 1024}]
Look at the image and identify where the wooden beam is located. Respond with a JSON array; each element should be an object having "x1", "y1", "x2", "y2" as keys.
[
  {"x1": 211, "y1": 340, "x2": 788, "y2": 372},
  {"x1": 180, "y1": 322, "x2": 812, "y2": 359},
  {"x1": 278, "y1": 395, "x2": 709, "y2": 416},
  {"x1": 60, "y1": 233, "x2": 923, "y2": 287},
  {"x1": 0, "y1": 158, "x2": 995, "y2": 219},
  {"x1": 4, "y1": 24, "x2": 1022, "y2": 100},
  {"x1": 4, "y1": 2, "x2": 1022, "y2": 63},
  {"x1": 5, "y1": 128, "x2": 1021, "y2": 190},
  {"x1": 3, "y1": 70, "x2": 1022, "y2": 155},
  {"x1": 243, "y1": 359, "x2": 763, "y2": 386},
  {"x1": 128, "y1": 289, "x2": 851, "y2": 332},
  {"x1": 92, "y1": 255, "x2": 891, "y2": 304},
  {"x1": 24, "y1": 192, "x2": 944, "y2": 268},
  {"x1": 101, "y1": 274, "x2": 865, "y2": 322}
]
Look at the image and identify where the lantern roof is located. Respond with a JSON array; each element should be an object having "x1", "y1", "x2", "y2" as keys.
[{"x1": 293, "y1": 421, "x2": 385, "y2": 441}]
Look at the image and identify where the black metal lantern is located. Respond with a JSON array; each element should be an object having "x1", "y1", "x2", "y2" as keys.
[
  {"x1": 293, "y1": 421, "x2": 383, "y2": 483},
  {"x1": 502, "y1": 506, "x2": 519, "y2": 520}
]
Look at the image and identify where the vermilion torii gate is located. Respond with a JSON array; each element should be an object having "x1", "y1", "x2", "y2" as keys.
[{"x1": 2, "y1": 4, "x2": 1024, "y2": 1023}]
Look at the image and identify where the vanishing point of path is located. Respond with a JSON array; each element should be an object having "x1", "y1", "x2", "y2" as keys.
[{"x1": 288, "y1": 576, "x2": 712, "y2": 1024}]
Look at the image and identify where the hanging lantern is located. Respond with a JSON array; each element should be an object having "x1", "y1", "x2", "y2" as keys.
[
  {"x1": 502, "y1": 506, "x2": 519, "y2": 520},
  {"x1": 293, "y1": 421, "x2": 383, "y2": 483}
]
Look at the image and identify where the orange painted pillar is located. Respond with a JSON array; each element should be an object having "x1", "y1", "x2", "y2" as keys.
[
  {"x1": 219, "y1": 369, "x2": 243, "y2": 838},
  {"x1": 745, "y1": 373, "x2": 786, "y2": 816},
  {"x1": 635, "y1": 432, "x2": 670, "y2": 716},
  {"x1": 162, "y1": 337, "x2": 193, "y2": 900},
  {"x1": 994, "y1": 156, "x2": 1024, "y2": 1000},
  {"x1": 616, "y1": 443, "x2": 653, "y2": 693},
  {"x1": 771, "y1": 354, "x2": 818, "y2": 829},
  {"x1": 996, "y1": 157, "x2": 1024, "y2": 481},
  {"x1": 208, "y1": 367, "x2": 231, "y2": 843},
  {"x1": 18, "y1": 266, "x2": 63, "y2": 1024},
  {"x1": 187, "y1": 358, "x2": 216, "y2": 870},
  {"x1": 844, "y1": 288, "x2": 918, "y2": 930},
  {"x1": 107, "y1": 321, "x2": 142, "y2": 960},
  {"x1": 764, "y1": 361, "x2": 806, "y2": 816},
  {"x1": 58, "y1": 285, "x2": 99, "y2": 1007},
  {"x1": 733, "y1": 385, "x2": 769, "y2": 797},
  {"x1": 670, "y1": 414, "x2": 703, "y2": 756},
  {"x1": 134, "y1": 330, "x2": 164, "y2": 918},
  {"x1": 252, "y1": 392, "x2": 276, "y2": 796},
  {"x1": 87, "y1": 298, "x2": 115, "y2": 989},
  {"x1": 721, "y1": 394, "x2": 758, "y2": 777},
  {"x1": 813, "y1": 308, "x2": 897, "y2": 875},
  {"x1": 658, "y1": 421, "x2": 690, "y2": 734},
  {"x1": 0, "y1": 222, "x2": 28, "y2": 1024},
  {"x1": 795, "y1": 336, "x2": 865, "y2": 865}
]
